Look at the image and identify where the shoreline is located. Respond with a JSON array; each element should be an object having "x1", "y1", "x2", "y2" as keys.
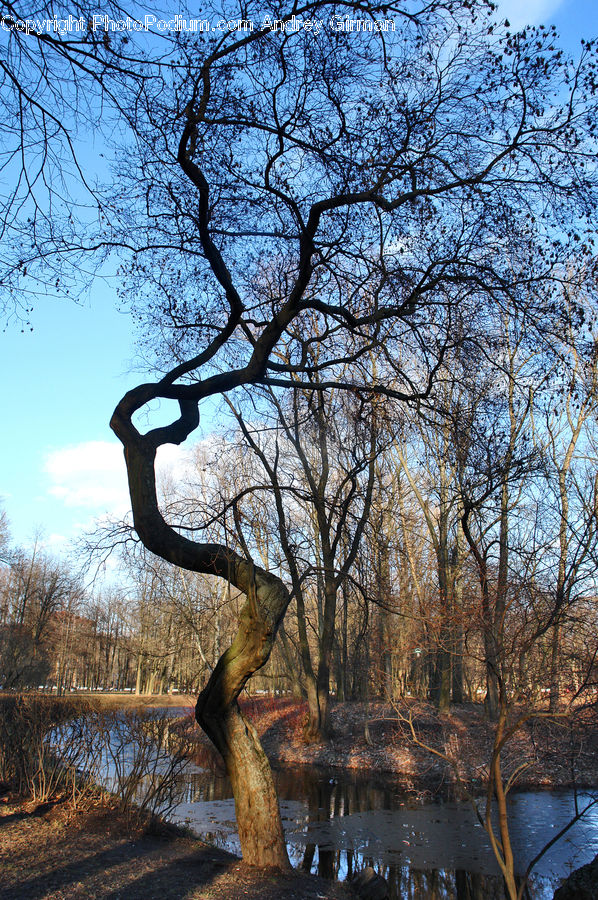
[
  {"x1": 0, "y1": 797, "x2": 357, "y2": 899},
  {"x1": 174, "y1": 697, "x2": 598, "y2": 795},
  {"x1": 2, "y1": 694, "x2": 597, "y2": 898},
  {"x1": 20, "y1": 691, "x2": 598, "y2": 793}
]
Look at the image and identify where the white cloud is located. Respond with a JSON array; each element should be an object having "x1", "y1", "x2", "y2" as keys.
[
  {"x1": 156, "y1": 442, "x2": 196, "y2": 485},
  {"x1": 494, "y1": 0, "x2": 564, "y2": 30},
  {"x1": 45, "y1": 441, "x2": 129, "y2": 512},
  {"x1": 44, "y1": 439, "x2": 197, "y2": 521},
  {"x1": 44, "y1": 532, "x2": 70, "y2": 551}
]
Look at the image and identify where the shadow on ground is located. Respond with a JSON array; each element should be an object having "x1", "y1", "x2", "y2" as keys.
[{"x1": 0, "y1": 802, "x2": 355, "y2": 900}]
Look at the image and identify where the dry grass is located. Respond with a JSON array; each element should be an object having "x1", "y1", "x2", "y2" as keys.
[
  {"x1": 69, "y1": 691, "x2": 196, "y2": 710},
  {"x1": 0, "y1": 690, "x2": 196, "y2": 716}
]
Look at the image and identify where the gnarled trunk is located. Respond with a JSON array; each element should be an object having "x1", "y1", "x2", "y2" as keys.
[
  {"x1": 195, "y1": 572, "x2": 291, "y2": 868},
  {"x1": 111, "y1": 396, "x2": 291, "y2": 869},
  {"x1": 197, "y1": 699, "x2": 288, "y2": 867}
]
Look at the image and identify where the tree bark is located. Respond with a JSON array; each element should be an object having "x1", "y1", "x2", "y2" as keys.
[
  {"x1": 194, "y1": 568, "x2": 291, "y2": 867},
  {"x1": 196, "y1": 698, "x2": 288, "y2": 867},
  {"x1": 548, "y1": 620, "x2": 561, "y2": 713},
  {"x1": 461, "y1": 507, "x2": 500, "y2": 720},
  {"x1": 111, "y1": 396, "x2": 291, "y2": 869}
]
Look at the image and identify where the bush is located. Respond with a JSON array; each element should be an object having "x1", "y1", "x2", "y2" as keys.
[
  {"x1": 89, "y1": 706, "x2": 195, "y2": 828},
  {"x1": 0, "y1": 695, "x2": 194, "y2": 827},
  {"x1": 0, "y1": 694, "x2": 98, "y2": 802}
]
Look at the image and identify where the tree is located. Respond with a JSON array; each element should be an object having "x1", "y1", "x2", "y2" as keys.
[
  {"x1": 394, "y1": 384, "x2": 468, "y2": 712},
  {"x1": 0, "y1": 542, "x2": 83, "y2": 688},
  {"x1": 224, "y1": 370, "x2": 382, "y2": 739},
  {"x1": 7, "y1": 0, "x2": 598, "y2": 869},
  {"x1": 539, "y1": 315, "x2": 598, "y2": 711},
  {"x1": 0, "y1": 507, "x2": 9, "y2": 557},
  {"x1": 0, "y1": 0, "x2": 170, "y2": 323},
  {"x1": 453, "y1": 307, "x2": 543, "y2": 719}
]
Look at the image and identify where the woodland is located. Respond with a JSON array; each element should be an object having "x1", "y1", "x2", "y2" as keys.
[{"x1": 1, "y1": 0, "x2": 598, "y2": 895}]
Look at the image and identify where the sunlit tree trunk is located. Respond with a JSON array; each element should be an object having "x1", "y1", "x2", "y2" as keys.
[{"x1": 195, "y1": 578, "x2": 290, "y2": 866}]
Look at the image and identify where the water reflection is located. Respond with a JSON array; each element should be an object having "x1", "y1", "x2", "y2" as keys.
[
  {"x1": 77, "y1": 709, "x2": 593, "y2": 898},
  {"x1": 166, "y1": 757, "x2": 598, "y2": 899},
  {"x1": 276, "y1": 772, "x2": 508, "y2": 899}
]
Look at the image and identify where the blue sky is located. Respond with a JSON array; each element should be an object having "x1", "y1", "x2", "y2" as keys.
[{"x1": 1, "y1": 0, "x2": 597, "y2": 555}]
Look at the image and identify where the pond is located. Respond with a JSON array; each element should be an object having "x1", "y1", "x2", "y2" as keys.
[
  {"x1": 77, "y1": 709, "x2": 598, "y2": 899},
  {"x1": 167, "y1": 760, "x2": 598, "y2": 899}
]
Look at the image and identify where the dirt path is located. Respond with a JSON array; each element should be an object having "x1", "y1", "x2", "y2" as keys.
[{"x1": 0, "y1": 800, "x2": 356, "y2": 900}]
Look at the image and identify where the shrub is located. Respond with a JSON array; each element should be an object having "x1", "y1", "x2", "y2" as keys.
[
  {"x1": 0, "y1": 695, "x2": 194, "y2": 826},
  {"x1": 0, "y1": 694, "x2": 99, "y2": 803},
  {"x1": 90, "y1": 706, "x2": 195, "y2": 828}
]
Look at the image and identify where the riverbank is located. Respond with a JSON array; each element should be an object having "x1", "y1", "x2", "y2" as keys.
[
  {"x1": 0, "y1": 797, "x2": 356, "y2": 899},
  {"x1": 36, "y1": 691, "x2": 598, "y2": 791},
  {"x1": 1, "y1": 693, "x2": 596, "y2": 898},
  {"x1": 176, "y1": 697, "x2": 598, "y2": 793}
]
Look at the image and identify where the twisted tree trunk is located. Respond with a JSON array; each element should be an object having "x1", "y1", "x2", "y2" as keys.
[
  {"x1": 111, "y1": 393, "x2": 291, "y2": 869},
  {"x1": 194, "y1": 568, "x2": 291, "y2": 867}
]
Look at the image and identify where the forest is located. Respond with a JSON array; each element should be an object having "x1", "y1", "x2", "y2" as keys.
[
  {"x1": 1, "y1": 0, "x2": 598, "y2": 897},
  {"x1": 2, "y1": 336, "x2": 598, "y2": 723}
]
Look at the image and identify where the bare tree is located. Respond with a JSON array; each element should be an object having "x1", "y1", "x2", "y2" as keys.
[
  {"x1": 223, "y1": 370, "x2": 382, "y2": 739},
  {"x1": 0, "y1": 507, "x2": 9, "y2": 563},
  {"x1": 535, "y1": 304, "x2": 598, "y2": 711},
  {"x1": 0, "y1": 0, "x2": 172, "y2": 322},
  {"x1": 395, "y1": 394, "x2": 466, "y2": 711},
  {"x1": 109, "y1": 1, "x2": 598, "y2": 865},
  {"x1": 0, "y1": 543, "x2": 83, "y2": 688},
  {"x1": 6, "y1": 0, "x2": 598, "y2": 868}
]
